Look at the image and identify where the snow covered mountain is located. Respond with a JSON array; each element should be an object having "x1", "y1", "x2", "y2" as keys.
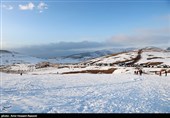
[
  {"x1": 0, "y1": 50, "x2": 46, "y2": 66},
  {"x1": 136, "y1": 47, "x2": 170, "y2": 66},
  {"x1": 167, "y1": 47, "x2": 170, "y2": 51},
  {"x1": 80, "y1": 47, "x2": 170, "y2": 67},
  {"x1": 1, "y1": 46, "x2": 169, "y2": 68},
  {"x1": 48, "y1": 48, "x2": 135, "y2": 63},
  {"x1": 142, "y1": 46, "x2": 166, "y2": 52},
  {"x1": 0, "y1": 48, "x2": 135, "y2": 66}
]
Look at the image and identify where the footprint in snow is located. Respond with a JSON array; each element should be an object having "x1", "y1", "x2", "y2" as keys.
[{"x1": 2, "y1": 105, "x2": 11, "y2": 111}]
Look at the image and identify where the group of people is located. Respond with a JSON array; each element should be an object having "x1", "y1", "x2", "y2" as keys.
[
  {"x1": 156, "y1": 70, "x2": 168, "y2": 76},
  {"x1": 134, "y1": 69, "x2": 168, "y2": 76},
  {"x1": 134, "y1": 69, "x2": 143, "y2": 76}
]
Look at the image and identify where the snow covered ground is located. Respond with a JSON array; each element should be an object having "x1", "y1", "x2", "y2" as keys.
[
  {"x1": 136, "y1": 51, "x2": 170, "y2": 65},
  {"x1": 0, "y1": 48, "x2": 170, "y2": 113},
  {"x1": 95, "y1": 51, "x2": 138, "y2": 64},
  {"x1": 1, "y1": 72, "x2": 169, "y2": 113},
  {"x1": 0, "y1": 52, "x2": 45, "y2": 66}
]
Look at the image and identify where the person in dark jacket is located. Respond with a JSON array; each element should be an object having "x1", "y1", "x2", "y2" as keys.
[
  {"x1": 136, "y1": 71, "x2": 139, "y2": 75},
  {"x1": 139, "y1": 69, "x2": 142, "y2": 76},
  {"x1": 20, "y1": 70, "x2": 23, "y2": 76},
  {"x1": 134, "y1": 71, "x2": 137, "y2": 75},
  {"x1": 159, "y1": 71, "x2": 162, "y2": 76},
  {"x1": 165, "y1": 70, "x2": 167, "y2": 76}
]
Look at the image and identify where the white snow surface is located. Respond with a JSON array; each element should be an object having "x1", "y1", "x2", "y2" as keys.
[
  {"x1": 80, "y1": 51, "x2": 138, "y2": 65},
  {"x1": 95, "y1": 51, "x2": 137, "y2": 64},
  {"x1": 137, "y1": 51, "x2": 170, "y2": 65},
  {"x1": 0, "y1": 52, "x2": 45, "y2": 66},
  {"x1": 81, "y1": 49, "x2": 170, "y2": 66},
  {"x1": 1, "y1": 72, "x2": 169, "y2": 113}
]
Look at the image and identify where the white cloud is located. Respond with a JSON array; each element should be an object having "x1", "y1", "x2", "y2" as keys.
[
  {"x1": 37, "y1": 2, "x2": 48, "y2": 13},
  {"x1": 2, "y1": 4, "x2": 13, "y2": 10},
  {"x1": 19, "y1": 2, "x2": 35, "y2": 10},
  {"x1": 18, "y1": 2, "x2": 48, "y2": 13}
]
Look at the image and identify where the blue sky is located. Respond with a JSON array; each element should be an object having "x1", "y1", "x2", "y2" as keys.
[{"x1": 1, "y1": 0, "x2": 170, "y2": 57}]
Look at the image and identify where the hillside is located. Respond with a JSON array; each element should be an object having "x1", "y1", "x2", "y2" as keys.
[
  {"x1": 80, "y1": 47, "x2": 170, "y2": 67},
  {"x1": 1, "y1": 48, "x2": 169, "y2": 113},
  {"x1": 0, "y1": 50, "x2": 45, "y2": 66},
  {"x1": 136, "y1": 47, "x2": 170, "y2": 66},
  {"x1": 0, "y1": 47, "x2": 170, "y2": 75},
  {"x1": 48, "y1": 48, "x2": 135, "y2": 64}
]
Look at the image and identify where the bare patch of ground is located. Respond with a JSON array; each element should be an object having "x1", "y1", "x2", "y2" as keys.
[
  {"x1": 141, "y1": 62, "x2": 163, "y2": 66},
  {"x1": 62, "y1": 68, "x2": 117, "y2": 74},
  {"x1": 147, "y1": 57, "x2": 164, "y2": 60}
]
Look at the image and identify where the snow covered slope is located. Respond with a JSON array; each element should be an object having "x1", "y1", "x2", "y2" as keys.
[
  {"x1": 1, "y1": 72, "x2": 169, "y2": 113},
  {"x1": 0, "y1": 50, "x2": 45, "y2": 66},
  {"x1": 81, "y1": 47, "x2": 170, "y2": 66},
  {"x1": 48, "y1": 48, "x2": 135, "y2": 64},
  {"x1": 136, "y1": 48, "x2": 170, "y2": 66},
  {"x1": 80, "y1": 50, "x2": 138, "y2": 65}
]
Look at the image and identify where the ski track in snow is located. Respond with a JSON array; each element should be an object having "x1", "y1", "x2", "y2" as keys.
[{"x1": 0, "y1": 73, "x2": 170, "y2": 113}]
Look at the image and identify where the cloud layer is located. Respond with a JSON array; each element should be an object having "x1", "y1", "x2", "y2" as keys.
[
  {"x1": 15, "y1": 41, "x2": 119, "y2": 58},
  {"x1": 14, "y1": 27, "x2": 170, "y2": 58},
  {"x1": 107, "y1": 27, "x2": 170, "y2": 47}
]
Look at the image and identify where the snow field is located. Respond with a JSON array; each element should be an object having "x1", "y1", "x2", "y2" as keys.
[
  {"x1": 0, "y1": 53, "x2": 45, "y2": 66},
  {"x1": 95, "y1": 51, "x2": 138, "y2": 64},
  {"x1": 137, "y1": 51, "x2": 170, "y2": 65},
  {"x1": 1, "y1": 72, "x2": 169, "y2": 113}
]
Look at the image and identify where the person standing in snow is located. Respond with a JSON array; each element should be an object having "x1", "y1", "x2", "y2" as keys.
[
  {"x1": 165, "y1": 70, "x2": 167, "y2": 76},
  {"x1": 20, "y1": 70, "x2": 23, "y2": 76},
  {"x1": 134, "y1": 71, "x2": 136, "y2": 75},
  {"x1": 136, "y1": 71, "x2": 139, "y2": 75},
  {"x1": 159, "y1": 71, "x2": 162, "y2": 76},
  {"x1": 139, "y1": 69, "x2": 142, "y2": 76}
]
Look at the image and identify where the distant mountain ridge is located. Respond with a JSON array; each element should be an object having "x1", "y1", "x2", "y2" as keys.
[
  {"x1": 0, "y1": 50, "x2": 45, "y2": 66},
  {"x1": 48, "y1": 48, "x2": 136, "y2": 63},
  {"x1": 64, "y1": 50, "x2": 113, "y2": 59},
  {"x1": 80, "y1": 46, "x2": 170, "y2": 67},
  {"x1": 141, "y1": 46, "x2": 166, "y2": 52},
  {"x1": 0, "y1": 50, "x2": 12, "y2": 53},
  {"x1": 1, "y1": 46, "x2": 169, "y2": 65}
]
